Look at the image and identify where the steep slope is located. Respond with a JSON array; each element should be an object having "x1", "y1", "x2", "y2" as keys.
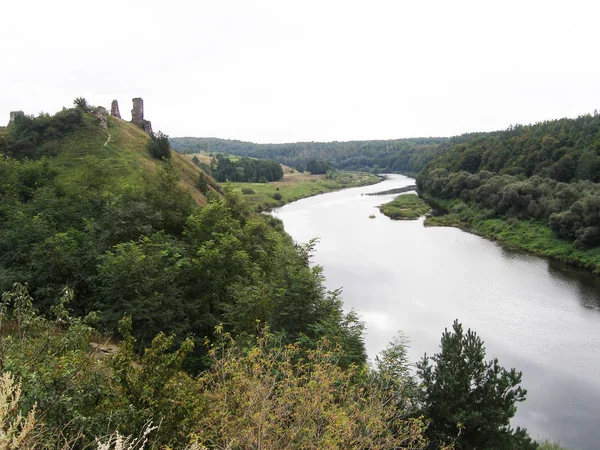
[
  {"x1": 0, "y1": 105, "x2": 365, "y2": 368},
  {"x1": 39, "y1": 113, "x2": 217, "y2": 204}
]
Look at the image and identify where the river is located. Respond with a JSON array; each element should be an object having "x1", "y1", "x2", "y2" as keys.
[{"x1": 272, "y1": 174, "x2": 600, "y2": 450}]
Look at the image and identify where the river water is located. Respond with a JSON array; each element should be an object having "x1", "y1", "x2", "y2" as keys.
[{"x1": 272, "y1": 174, "x2": 600, "y2": 449}]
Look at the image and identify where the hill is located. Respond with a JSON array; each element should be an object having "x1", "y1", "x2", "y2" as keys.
[
  {"x1": 417, "y1": 112, "x2": 600, "y2": 272},
  {"x1": 0, "y1": 104, "x2": 365, "y2": 355},
  {"x1": 170, "y1": 136, "x2": 449, "y2": 176},
  {"x1": 2, "y1": 108, "x2": 218, "y2": 205}
]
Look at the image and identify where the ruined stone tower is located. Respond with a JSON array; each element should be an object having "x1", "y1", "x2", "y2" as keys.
[
  {"x1": 131, "y1": 98, "x2": 144, "y2": 126},
  {"x1": 8, "y1": 111, "x2": 24, "y2": 125},
  {"x1": 110, "y1": 100, "x2": 121, "y2": 119},
  {"x1": 131, "y1": 97, "x2": 153, "y2": 135}
]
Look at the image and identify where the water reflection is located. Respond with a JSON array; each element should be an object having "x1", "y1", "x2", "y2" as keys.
[
  {"x1": 273, "y1": 174, "x2": 600, "y2": 450},
  {"x1": 547, "y1": 262, "x2": 600, "y2": 312}
]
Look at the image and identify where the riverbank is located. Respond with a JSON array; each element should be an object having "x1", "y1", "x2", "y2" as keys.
[
  {"x1": 272, "y1": 173, "x2": 600, "y2": 449},
  {"x1": 231, "y1": 170, "x2": 381, "y2": 211},
  {"x1": 423, "y1": 201, "x2": 600, "y2": 275}
]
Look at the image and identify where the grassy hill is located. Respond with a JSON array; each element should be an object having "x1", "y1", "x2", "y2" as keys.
[{"x1": 37, "y1": 113, "x2": 218, "y2": 205}]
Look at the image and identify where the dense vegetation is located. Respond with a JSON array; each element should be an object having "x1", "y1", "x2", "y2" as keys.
[
  {"x1": 0, "y1": 107, "x2": 364, "y2": 365},
  {"x1": 213, "y1": 155, "x2": 283, "y2": 182},
  {"x1": 379, "y1": 193, "x2": 430, "y2": 220},
  {"x1": 170, "y1": 136, "x2": 449, "y2": 175},
  {"x1": 2, "y1": 282, "x2": 539, "y2": 449},
  {"x1": 417, "y1": 112, "x2": 600, "y2": 272},
  {"x1": 0, "y1": 103, "x2": 557, "y2": 449}
]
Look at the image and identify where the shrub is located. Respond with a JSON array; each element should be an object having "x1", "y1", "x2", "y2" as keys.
[
  {"x1": 272, "y1": 192, "x2": 283, "y2": 201},
  {"x1": 196, "y1": 172, "x2": 209, "y2": 194},
  {"x1": 147, "y1": 131, "x2": 171, "y2": 160},
  {"x1": 241, "y1": 187, "x2": 255, "y2": 195},
  {"x1": 73, "y1": 97, "x2": 90, "y2": 112}
]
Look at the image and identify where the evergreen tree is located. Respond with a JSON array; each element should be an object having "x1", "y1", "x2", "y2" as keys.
[{"x1": 417, "y1": 320, "x2": 535, "y2": 449}]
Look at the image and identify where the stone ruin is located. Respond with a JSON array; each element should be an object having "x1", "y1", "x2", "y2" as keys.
[
  {"x1": 131, "y1": 97, "x2": 153, "y2": 135},
  {"x1": 110, "y1": 100, "x2": 121, "y2": 119},
  {"x1": 8, "y1": 110, "x2": 24, "y2": 125},
  {"x1": 92, "y1": 106, "x2": 108, "y2": 129},
  {"x1": 7, "y1": 99, "x2": 153, "y2": 136}
]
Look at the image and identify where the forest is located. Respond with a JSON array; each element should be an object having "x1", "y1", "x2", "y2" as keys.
[
  {"x1": 170, "y1": 136, "x2": 449, "y2": 175},
  {"x1": 0, "y1": 104, "x2": 556, "y2": 449},
  {"x1": 212, "y1": 155, "x2": 284, "y2": 182},
  {"x1": 416, "y1": 112, "x2": 600, "y2": 271}
]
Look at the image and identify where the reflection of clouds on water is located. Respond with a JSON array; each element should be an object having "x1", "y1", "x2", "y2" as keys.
[{"x1": 275, "y1": 174, "x2": 600, "y2": 450}]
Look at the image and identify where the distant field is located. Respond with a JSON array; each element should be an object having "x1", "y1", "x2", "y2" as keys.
[
  {"x1": 233, "y1": 168, "x2": 380, "y2": 211},
  {"x1": 183, "y1": 151, "x2": 380, "y2": 210}
]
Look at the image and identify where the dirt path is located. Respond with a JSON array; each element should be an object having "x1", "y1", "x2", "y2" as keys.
[{"x1": 104, "y1": 131, "x2": 111, "y2": 148}]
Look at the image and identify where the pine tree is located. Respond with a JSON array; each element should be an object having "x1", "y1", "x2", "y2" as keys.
[{"x1": 417, "y1": 320, "x2": 536, "y2": 449}]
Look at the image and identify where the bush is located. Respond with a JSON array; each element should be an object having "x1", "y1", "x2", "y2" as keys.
[
  {"x1": 147, "y1": 131, "x2": 171, "y2": 160},
  {"x1": 272, "y1": 192, "x2": 283, "y2": 201},
  {"x1": 241, "y1": 187, "x2": 255, "y2": 195},
  {"x1": 73, "y1": 97, "x2": 91, "y2": 112},
  {"x1": 196, "y1": 172, "x2": 209, "y2": 194}
]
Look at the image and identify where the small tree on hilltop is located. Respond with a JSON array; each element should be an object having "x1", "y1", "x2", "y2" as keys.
[
  {"x1": 73, "y1": 97, "x2": 90, "y2": 112},
  {"x1": 417, "y1": 320, "x2": 536, "y2": 450}
]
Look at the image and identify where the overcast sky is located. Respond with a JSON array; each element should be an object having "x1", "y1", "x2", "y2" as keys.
[{"x1": 2, "y1": 0, "x2": 599, "y2": 143}]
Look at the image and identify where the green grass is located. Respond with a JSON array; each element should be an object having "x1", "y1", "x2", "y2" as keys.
[
  {"x1": 379, "y1": 193, "x2": 430, "y2": 220},
  {"x1": 43, "y1": 114, "x2": 209, "y2": 204},
  {"x1": 426, "y1": 213, "x2": 600, "y2": 274},
  {"x1": 231, "y1": 171, "x2": 380, "y2": 211}
]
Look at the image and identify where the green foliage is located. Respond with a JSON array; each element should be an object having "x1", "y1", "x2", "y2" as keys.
[
  {"x1": 306, "y1": 158, "x2": 334, "y2": 174},
  {"x1": 6, "y1": 108, "x2": 85, "y2": 159},
  {"x1": 417, "y1": 113, "x2": 600, "y2": 258},
  {"x1": 190, "y1": 329, "x2": 428, "y2": 450},
  {"x1": 380, "y1": 193, "x2": 430, "y2": 220},
  {"x1": 195, "y1": 171, "x2": 209, "y2": 194},
  {"x1": 272, "y1": 191, "x2": 283, "y2": 200},
  {"x1": 73, "y1": 97, "x2": 90, "y2": 112},
  {"x1": 241, "y1": 187, "x2": 255, "y2": 195},
  {"x1": 213, "y1": 156, "x2": 283, "y2": 182},
  {"x1": 147, "y1": 131, "x2": 171, "y2": 160},
  {"x1": 417, "y1": 320, "x2": 534, "y2": 449},
  {"x1": 170, "y1": 136, "x2": 449, "y2": 175},
  {"x1": 231, "y1": 171, "x2": 380, "y2": 212}
]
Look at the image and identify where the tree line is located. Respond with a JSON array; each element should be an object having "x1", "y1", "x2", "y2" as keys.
[
  {"x1": 418, "y1": 112, "x2": 600, "y2": 251},
  {"x1": 170, "y1": 136, "x2": 449, "y2": 175},
  {"x1": 212, "y1": 155, "x2": 283, "y2": 182}
]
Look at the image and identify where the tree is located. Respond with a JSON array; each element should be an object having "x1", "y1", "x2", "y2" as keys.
[
  {"x1": 416, "y1": 320, "x2": 535, "y2": 449},
  {"x1": 73, "y1": 97, "x2": 90, "y2": 112},
  {"x1": 196, "y1": 172, "x2": 209, "y2": 194},
  {"x1": 147, "y1": 131, "x2": 171, "y2": 160}
]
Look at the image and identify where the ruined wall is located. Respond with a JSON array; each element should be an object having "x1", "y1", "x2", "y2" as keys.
[
  {"x1": 131, "y1": 97, "x2": 144, "y2": 127},
  {"x1": 8, "y1": 111, "x2": 24, "y2": 125},
  {"x1": 110, "y1": 100, "x2": 121, "y2": 119},
  {"x1": 92, "y1": 106, "x2": 108, "y2": 129}
]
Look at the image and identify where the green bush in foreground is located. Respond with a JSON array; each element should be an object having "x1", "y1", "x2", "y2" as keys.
[{"x1": 1, "y1": 283, "x2": 430, "y2": 449}]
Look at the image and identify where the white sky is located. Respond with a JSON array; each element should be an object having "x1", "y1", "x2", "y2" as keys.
[{"x1": 1, "y1": 0, "x2": 599, "y2": 143}]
